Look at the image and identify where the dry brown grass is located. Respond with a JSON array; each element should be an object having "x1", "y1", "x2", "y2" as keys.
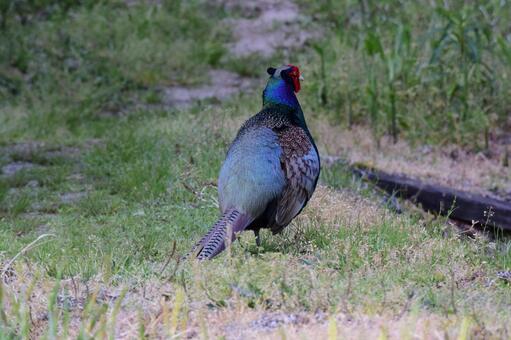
[
  {"x1": 3, "y1": 264, "x2": 502, "y2": 340},
  {"x1": 301, "y1": 185, "x2": 400, "y2": 228},
  {"x1": 312, "y1": 121, "x2": 511, "y2": 200}
]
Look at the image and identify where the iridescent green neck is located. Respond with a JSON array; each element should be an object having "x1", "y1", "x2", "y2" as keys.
[{"x1": 262, "y1": 78, "x2": 300, "y2": 109}]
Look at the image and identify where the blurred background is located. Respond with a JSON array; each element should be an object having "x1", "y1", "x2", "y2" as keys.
[{"x1": 2, "y1": 0, "x2": 511, "y2": 146}]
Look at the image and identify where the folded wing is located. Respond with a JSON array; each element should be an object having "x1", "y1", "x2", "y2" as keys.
[{"x1": 273, "y1": 126, "x2": 320, "y2": 232}]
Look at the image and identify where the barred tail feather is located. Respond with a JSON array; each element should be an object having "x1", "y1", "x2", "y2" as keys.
[{"x1": 189, "y1": 209, "x2": 252, "y2": 260}]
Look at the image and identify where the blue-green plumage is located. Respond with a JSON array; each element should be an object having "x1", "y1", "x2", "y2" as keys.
[
  {"x1": 263, "y1": 76, "x2": 300, "y2": 109},
  {"x1": 190, "y1": 65, "x2": 320, "y2": 260},
  {"x1": 219, "y1": 127, "x2": 285, "y2": 216}
]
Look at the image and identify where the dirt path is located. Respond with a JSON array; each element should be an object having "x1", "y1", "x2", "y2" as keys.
[
  {"x1": 163, "y1": 0, "x2": 313, "y2": 107},
  {"x1": 222, "y1": 0, "x2": 311, "y2": 58},
  {"x1": 161, "y1": 69, "x2": 256, "y2": 108}
]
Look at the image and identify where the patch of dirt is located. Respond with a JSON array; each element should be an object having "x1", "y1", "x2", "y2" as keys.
[
  {"x1": 161, "y1": 0, "x2": 317, "y2": 108},
  {"x1": 250, "y1": 312, "x2": 311, "y2": 331},
  {"x1": 162, "y1": 69, "x2": 257, "y2": 108},
  {"x1": 59, "y1": 192, "x2": 87, "y2": 204},
  {"x1": 220, "y1": 0, "x2": 315, "y2": 57},
  {"x1": 1, "y1": 162, "x2": 36, "y2": 176}
]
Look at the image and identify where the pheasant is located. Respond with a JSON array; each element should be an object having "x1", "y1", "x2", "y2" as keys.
[{"x1": 189, "y1": 65, "x2": 320, "y2": 260}]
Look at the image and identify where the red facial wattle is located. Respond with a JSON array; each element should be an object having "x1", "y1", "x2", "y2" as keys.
[{"x1": 288, "y1": 64, "x2": 301, "y2": 93}]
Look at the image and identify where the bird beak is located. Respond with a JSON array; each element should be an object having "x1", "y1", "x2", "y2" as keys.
[{"x1": 299, "y1": 75, "x2": 304, "y2": 81}]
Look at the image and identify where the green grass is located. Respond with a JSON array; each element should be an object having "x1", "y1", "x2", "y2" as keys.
[
  {"x1": 0, "y1": 0, "x2": 510, "y2": 338},
  {"x1": 1, "y1": 98, "x2": 510, "y2": 337},
  {"x1": 299, "y1": 0, "x2": 511, "y2": 148},
  {"x1": 0, "y1": 0, "x2": 228, "y2": 143}
]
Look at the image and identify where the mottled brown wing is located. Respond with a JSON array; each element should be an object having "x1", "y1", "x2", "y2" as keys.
[{"x1": 273, "y1": 126, "x2": 320, "y2": 231}]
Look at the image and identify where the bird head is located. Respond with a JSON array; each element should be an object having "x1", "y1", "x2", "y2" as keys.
[{"x1": 266, "y1": 65, "x2": 303, "y2": 93}]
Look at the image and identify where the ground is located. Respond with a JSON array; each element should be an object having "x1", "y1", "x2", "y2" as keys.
[{"x1": 0, "y1": 0, "x2": 510, "y2": 339}]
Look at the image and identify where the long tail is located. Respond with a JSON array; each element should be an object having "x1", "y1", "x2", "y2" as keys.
[{"x1": 188, "y1": 209, "x2": 253, "y2": 260}]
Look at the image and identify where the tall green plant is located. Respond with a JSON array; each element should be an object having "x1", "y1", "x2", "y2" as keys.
[
  {"x1": 363, "y1": 25, "x2": 415, "y2": 143},
  {"x1": 428, "y1": 5, "x2": 495, "y2": 144},
  {"x1": 363, "y1": 31, "x2": 383, "y2": 143}
]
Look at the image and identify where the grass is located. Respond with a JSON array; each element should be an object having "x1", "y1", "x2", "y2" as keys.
[
  {"x1": 299, "y1": 0, "x2": 511, "y2": 148},
  {"x1": 0, "y1": 0, "x2": 228, "y2": 143},
  {"x1": 0, "y1": 0, "x2": 510, "y2": 338},
  {"x1": 1, "y1": 102, "x2": 510, "y2": 337}
]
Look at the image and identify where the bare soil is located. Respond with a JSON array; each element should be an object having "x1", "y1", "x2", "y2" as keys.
[
  {"x1": 313, "y1": 122, "x2": 511, "y2": 202},
  {"x1": 162, "y1": 70, "x2": 256, "y2": 108},
  {"x1": 220, "y1": 0, "x2": 313, "y2": 58},
  {"x1": 163, "y1": 0, "x2": 315, "y2": 107}
]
